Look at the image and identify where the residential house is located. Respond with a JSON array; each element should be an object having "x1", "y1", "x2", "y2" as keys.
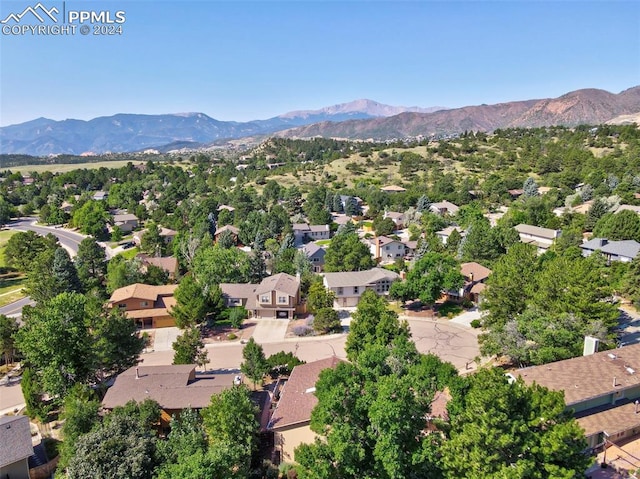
[
  {"x1": 108, "y1": 283, "x2": 178, "y2": 328},
  {"x1": 323, "y1": 267, "x2": 399, "y2": 307},
  {"x1": 268, "y1": 357, "x2": 343, "y2": 463},
  {"x1": 217, "y1": 204, "x2": 235, "y2": 213},
  {"x1": 514, "y1": 224, "x2": 561, "y2": 254},
  {"x1": 430, "y1": 201, "x2": 460, "y2": 216},
  {"x1": 136, "y1": 253, "x2": 180, "y2": 279},
  {"x1": 384, "y1": 211, "x2": 405, "y2": 229},
  {"x1": 339, "y1": 195, "x2": 364, "y2": 213},
  {"x1": 0, "y1": 415, "x2": 34, "y2": 479},
  {"x1": 331, "y1": 214, "x2": 353, "y2": 226},
  {"x1": 447, "y1": 262, "x2": 492, "y2": 303},
  {"x1": 514, "y1": 343, "x2": 640, "y2": 451},
  {"x1": 508, "y1": 189, "x2": 524, "y2": 199},
  {"x1": 92, "y1": 190, "x2": 108, "y2": 201},
  {"x1": 102, "y1": 365, "x2": 238, "y2": 433},
  {"x1": 402, "y1": 240, "x2": 418, "y2": 258},
  {"x1": 302, "y1": 243, "x2": 326, "y2": 273},
  {"x1": 214, "y1": 224, "x2": 240, "y2": 244},
  {"x1": 111, "y1": 213, "x2": 139, "y2": 233},
  {"x1": 580, "y1": 238, "x2": 640, "y2": 263},
  {"x1": 292, "y1": 223, "x2": 331, "y2": 246},
  {"x1": 133, "y1": 227, "x2": 178, "y2": 246},
  {"x1": 368, "y1": 236, "x2": 406, "y2": 263},
  {"x1": 380, "y1": 185, "x2": 406, "y2": 193},
  {"x1": 435, "y1": 226, "x2": 465, "y2": 245},
  {"x1": 220, "y1": 273, "x2": 301, "y2": 319}
]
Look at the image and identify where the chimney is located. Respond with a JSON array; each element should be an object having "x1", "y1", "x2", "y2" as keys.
[
  {"x1": 469, "y1": 272, "x2": 474, "y2": 282},
  {"x1": 635, "y1": 400, "x2": 639, "y2": 414},
  {"x1": 135, "y1": 367, "x2": 140, "y2": 379},
  {"x1": 613, "y1": 377, "x2": 617, "y2": 388}
]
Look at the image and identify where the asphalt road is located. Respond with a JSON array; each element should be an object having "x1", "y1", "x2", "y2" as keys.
[
  {"x1": 6, "y1": 217, "x2": 86, "y2": 256},
  {"x1": 0, "y1": 217, "x2": 88, "y2": 317}
]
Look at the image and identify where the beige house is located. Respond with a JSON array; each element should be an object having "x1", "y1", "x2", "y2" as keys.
[
  {"x1": 447, "y1": 262, "x2": 492, "y2": 303},
  {"x1": 220, "y1": 273, "x2": 302, "y2": 319},
  {"x1": 514, "y1": 343, "x2": 640, "y2": 451},
  {"x1": 0, "y1": 415, "x2": 33, "y2": 479},
  {"x1": 323, "y1": 267, "x2": 399, "y2": 307},
  {"x1": 368, "y1": 236, "x2": 406, "y2": 263},
  {"x1": 269, "y1": 357, "x2": 343, "y2": 463},
  {"x1": 108, "y1": 283, "x2": 178, "y2": 328},
  {"x1": 136, "y1": 253, "x2": 180, "y2": 279},
  {"x1": 514, "y1": 223, "x2": 561, "y2": 254}
]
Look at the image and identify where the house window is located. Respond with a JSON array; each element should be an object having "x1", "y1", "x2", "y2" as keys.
[
  {"x1": 140, "y1": 301, "x2": 149, "y2": 307},
  {"x1": 118, "y1": 303, "x2": 127, "y2": 309},
  {"x1": 278, "y1": 296, "x2": 288, "y2": 304},
  {"x1": 353, "y1": 286, "x2": 359, "y2": 294},
  {"x1": 261, "y1": 295, "x2": 270, "y2": 303},
  {"x1": 337, "y1": 287, "x2": 343, "y2": 295}
]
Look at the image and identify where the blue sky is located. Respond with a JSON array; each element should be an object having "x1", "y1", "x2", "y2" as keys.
[{"x1": 1, "y1": 0, "x2": 639, "y2": 126}]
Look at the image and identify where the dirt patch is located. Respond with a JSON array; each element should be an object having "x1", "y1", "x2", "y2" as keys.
[{"x1": 202, "y1": 320, "x2": 254, "y2": 343}]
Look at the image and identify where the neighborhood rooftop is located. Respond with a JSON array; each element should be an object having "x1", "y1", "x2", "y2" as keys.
[
  {"x1": 514, "y1": 223, "x2": 560, "y2": 240},
  {"x1": 515, "y1": 343, "x2": 640, "y2": 407},
  {"x1": 323, "y1": 267, "x2": 399, "y2": 288},
  {"x1": 254, "y1": 272, "x2": 300, "y2": 297},
  {"x1": 109, "y1": 283, "x2": 178, "y2": 304},
  {"x1": 0, "y1": 415, "x2": 33, "y2": 469}
]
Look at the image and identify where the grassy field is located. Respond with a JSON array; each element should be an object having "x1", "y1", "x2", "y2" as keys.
[
  {"x1": 0, "y1": 274, "x2": 26, "y2": 308},
  {"x1": 4, "y1": 160, "x2": 147, "y2": 174}
]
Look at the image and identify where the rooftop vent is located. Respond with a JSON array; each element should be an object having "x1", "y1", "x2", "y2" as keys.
[
  {"x1": 305, "y1": 387, "x2": 316, "y2": 394},
  {"x1": 627, "y1": 367, "x2": 636, "y2": 375},
  {"x1": 608, "y1": 353, "x2": 617, "y2": 360}
]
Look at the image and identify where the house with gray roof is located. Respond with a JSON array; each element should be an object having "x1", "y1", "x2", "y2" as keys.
[
  {"x1": 430, "y1": 200, "x2": 460, "y2": 216},
  {"x1": 111, "y1": 213, "x2": 139, "y2": 233},
  {"x1": 323, "y1": 267, "x2": 399, "y2": 307},
  {"x1": 580, "y1": 238, "x2": 640, "y2": 263},
  {"x1": 268, "y1": 357, "x2": 343, "y2": 463},
  {"x1": 514, "y1": 224, "x2": 561, "y2": 254},
  {"x1": 292, "y1": 223, "x2": 331, "y2": 246},
  {"x1": 302, "y1": 242, "x2": 326, "y2": 272},
  {"x1": 0, "y1": 415, "x2": 34, "y2": 479},
  {"x1": 367, "y1": 236, "x2": 406, "y2": 263},
  {"x1": 220, "y1": 273, "x2": 301, "y2": 319}
]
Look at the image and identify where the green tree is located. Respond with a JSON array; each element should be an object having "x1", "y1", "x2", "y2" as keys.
[
  {"x1": 216, "y1": 228, "x2": 236, "y2": 249},
  {"x1": 140, "y1": 222, "x2": 165, "y2": 256},
  {"x1": 0, "y1": 314, "x2": 19, "y2": 366},
  {"x1": 71, "y1": 200, "x2": 110, "y2": 239},
  {"x1": 389, "y1": 252, "x2": 463, "y2": 305},
  {"x1": 307, "y1": 282, "x2": 336, "y2": 313},
  {"x1": 192, "y1": 244, "x2": 250, "y2": 287},
  {"x1": 266, "y1": 351, "x2": 305, "y2": 377},
  {"x1": 20, "y1": 365, "x2": 47, "y2": 420},
  {"x1": 155, "y1": 445, "x2": 249, "y2": 479},
  {"x1": 172, "y1": 327, "x2": 208, "y2": 368},
  {"x1": 76, "y1": 237, "x2": 107, "y2": 291},
  {"x1": 584, "y1": 197, "x2": 610, "y2": 231},
  {"x1": 171, "y1": 275, "x2": 209, "y2": 329},
  {"x1": 0, "y1": 195, "x2": 16, "y2": 225},
  {"x1": 228, "y1": 306, "x2": 248, "y2": 329},
  {"x1": 523, "y1": 176, "x2": 539, "y2": 197},
  {"x1": 15, "y1": 293, "x2": 93, "y2": 401},
  {"x1": 156, "y1": 407, "x2": 207, "y2": 467},
  {"x1": 59, "y1": 384, "x2": 101, "y2": 470},
  {"x1": 201, "y1": 385, "x2": 259, "y2": 476},
  {"x1": 240, "y1": 337, "x2": 269, "y2": 389},
  {"x1": 441, "y1": 368, "x2": 590, "y2": 479},
  {"x1": 3, "y1": 230, "x2": 57, "y2": 272},
  {"x1": 345, "y1": 289, "x2": 409, "y2": 362},
  {"x1": 52, "y1": 247, "x2": 82, "y2": 294},
  {"x1": 313, "y1": 308, "x2": 341, "y2": 334},
  {"x1": 67, "y1": 413, "x2": 158, "y2": 479},
  {"x1": 593, "y1": 210, "x2": 640, "y2": 241},
  {"x1": 372, "y1": 216, "x2": 396, "y2": 236},
  {"x1": 324, "y1": 232, "x2": 375, "y2": 272},
  {"x1": 624, "y1": 256, "x2": 640, "y2": 308},
  {"x1": 416, "y1": 195, "x2": 431, "y2": 213}
]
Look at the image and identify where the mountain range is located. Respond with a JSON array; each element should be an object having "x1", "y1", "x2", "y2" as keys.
[
  {"x1": 1, "y1": 87, "x2": 639, "y2": 156},
  {"x1": 0, "y1": 100, "x2": 446, "y2": 156}
]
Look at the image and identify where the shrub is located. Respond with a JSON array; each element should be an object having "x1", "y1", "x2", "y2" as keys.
[
  {"x1": 228, "y1": 306, "x2": 248, "y2": 329},
  {"x1": 227, "y1": 333, "x2": 238, "y2": 340},
  {"x1": 313, "y1": 308, "x2": 341, "y2": 334},
  {"x1": 470, "y1": 319, "x2": 481, "y2": 329},
  {"x1": 292, "y1": 326, "x2": 313, "y2": 337}
]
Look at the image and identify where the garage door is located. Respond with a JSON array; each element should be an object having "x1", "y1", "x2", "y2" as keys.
[{"x1": 154, "y1": 317, "x2": 176, "y2": 328}]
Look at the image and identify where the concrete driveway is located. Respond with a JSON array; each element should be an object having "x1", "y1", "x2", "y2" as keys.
[
  {"x1": 252, "y1": 319, "x2": 290, "y2": 343},
  {"x1": 151, "y1": 327, "x2": 181, "y2": 352}
]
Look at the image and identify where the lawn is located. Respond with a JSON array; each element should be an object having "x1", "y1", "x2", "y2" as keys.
[
  {"x1": 118, "y1": 246, "x2": 140, "y2": 260},
  {"x1": 0, "y1": 230, "x2": 18, "y2": 268},
  {"x1": 5, "y1": 160, "x2": 147, "y2": 174},
  {"x1": 0, "y1": 274, "x2": 26, "y2": 308},
  {"x1": 315, "y1": 239, "x2": 331, "y2": 246}
]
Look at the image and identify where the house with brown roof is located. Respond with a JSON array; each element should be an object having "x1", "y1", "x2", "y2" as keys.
[
  {"x1": 102, "y1": 364, "x2": 238, "y2": 432},
  {"x1": 323, "y1": 268, "x2": 399, "y2": 307},
  {"x1": 108, "y1": 283, "x2": 178, "y2": 328},
  {"x1": 220, "y1": 273, "x2": 302, "y2": 319},
  {"x1": 110, "y1": 213, "x2": 139, "y2": 233},
  {"x1": 0, "y1": 415, "x2": 34, "y2": 479},
  {"x1": 514, "y1": 343, "x2": 640, "y2": 451},
  {"x1": 447, "y1": 262, "x2": 492, "y2": 303},
  {"x1": 268, "y1": 357, "x2": 343, "y2": 463},
  {"x1": 430, "y1": 200, "x2": 460, "y2": 216},
  {"x1": 380, "y1": 185, "x2": 406, "y2": 193},
  {"x1": 214, "y1": 224, "x2": 240, "y2": 244},
  {"x1": 133, "y1": 227, "x2": 178, "y2": 246},
  {"x1": 383, "y1": 211, "x2": 405, "y2": 229},
  {"x1": 136, "y1": 253, "x2": 180, "y2": 279}
]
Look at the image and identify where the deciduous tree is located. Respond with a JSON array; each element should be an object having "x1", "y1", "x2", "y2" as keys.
[{"x1": 240, "y1": 337, "x2": 269, "y2": 388}]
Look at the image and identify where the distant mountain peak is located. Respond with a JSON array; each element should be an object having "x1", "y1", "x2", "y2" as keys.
[{"x1": 279, "y1": 99, "x2": 446, "y2": 119}]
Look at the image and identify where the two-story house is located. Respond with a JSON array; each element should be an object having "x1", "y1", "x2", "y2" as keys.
[
  {"x1": 323, "y1": 267, "x2": 400, "y2": 307},
  {"x1": 220, "y1": 273, "x2": 302, "y2": 319},
  {"x1": 368, "y1": 236, "x2": 407, "y2": 263},
  {"x1": 447, "y1": 262, "x2": 492, "y2": 303},
  {"x1": 108, "y1": 283, "x2": 178, "y2": 328},
  {"x1": 514, "y1": 343, "x2": 640, "y2": 452},
  {"x1": 383, "y1": 211, "x2": 405, "y2": 229},
  {"x1": 111, "y1": 213, "x2": 139, "y2": 233},
  {"x1": 514, "y1": 224, "x2": 561, "y2": 254},
  {"x1": 292, "y1": 223, "x2": 331, "y2": 246},
  {"x1": 430, "y1": 200, "x2": 460, "y2": 216},
  {"x1": 214, "y1": 225, "x2": 240, "y2": 244},
  {"x1": 435, "y1": 226, "x2": 466, "y2": 245},
  {"x1": 302, "y1": 243, "x2": 326, "y2": 273}
]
